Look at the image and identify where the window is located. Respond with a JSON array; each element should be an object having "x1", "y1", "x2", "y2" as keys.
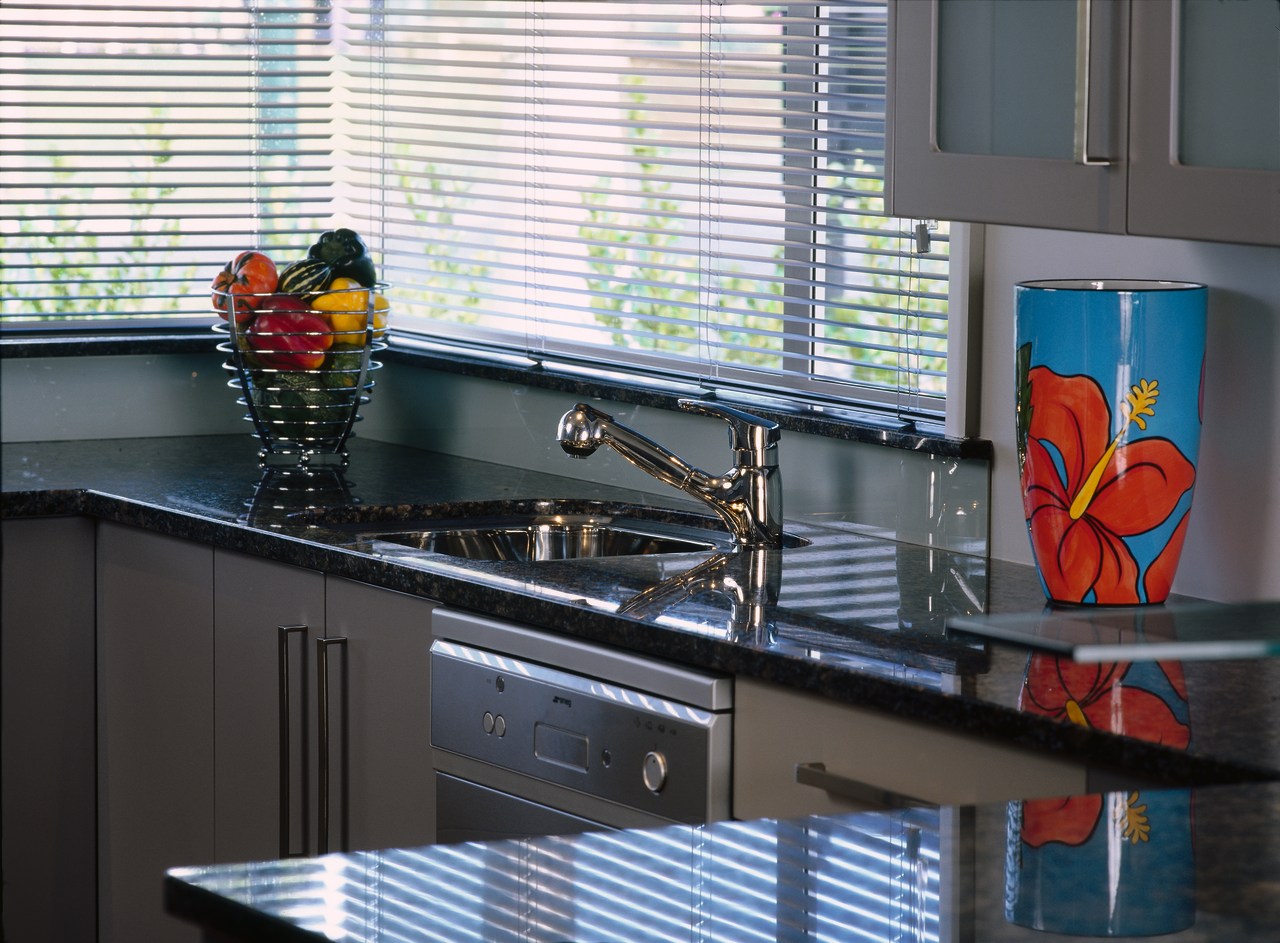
[{"x1": 2, "y1": 1, "x2": 951, "y2": 423}]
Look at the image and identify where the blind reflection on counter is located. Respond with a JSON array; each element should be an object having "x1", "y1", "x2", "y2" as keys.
[{"x1": 234, "y1": 810, "x2": 941, "y2": 942}]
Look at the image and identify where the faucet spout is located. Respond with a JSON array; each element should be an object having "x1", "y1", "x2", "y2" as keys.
[{"x1": 556, "y1": 400, "x2": 783, "y2": 548}]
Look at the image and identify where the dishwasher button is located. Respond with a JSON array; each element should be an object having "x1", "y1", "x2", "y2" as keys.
[
  {"x1": 642, "y1": 751, "x2": 668, "y2": 793},
  {"x1": 494, "y1": 715, "x2": 507, "y2": 737},
  {"x1": 483, "y1": 711, "x2": 495, "y2": 734}
]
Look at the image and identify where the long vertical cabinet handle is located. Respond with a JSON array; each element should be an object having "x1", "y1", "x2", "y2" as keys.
[
  {"x1": 1073, "y1": 0, "x2": 1116, "y2": 166},
  {"x1": 316, "y1": 636, "x2": 349, "y2": 854},
  {"x1": 278, "y1": 625, "x2": 309, "y2": 858}
]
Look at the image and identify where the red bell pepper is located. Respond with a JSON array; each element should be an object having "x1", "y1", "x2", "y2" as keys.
[
  {"x1": 212, "y1": 250, "x2": 279, "y2": 323},
  {"x1": 246, "y1": 304, "x2": 333, "y2": 370}
]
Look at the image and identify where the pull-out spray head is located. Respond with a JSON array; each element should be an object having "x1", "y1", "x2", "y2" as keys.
[{"x1": 555, "y1": 404, "x2": 604, "y2": 458}]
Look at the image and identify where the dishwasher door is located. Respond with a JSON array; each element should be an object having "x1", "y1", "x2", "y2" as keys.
[
  {"x1": 429, "y1": 609, "x2": 733, "y2": 843},
  {"x1": 436, "y1": 772, "x2": 607, "y2": 844}
]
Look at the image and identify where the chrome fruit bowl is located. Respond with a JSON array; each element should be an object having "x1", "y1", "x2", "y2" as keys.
[{"x1": 213, "y1": 283, "x2": 388, "y2": 468}]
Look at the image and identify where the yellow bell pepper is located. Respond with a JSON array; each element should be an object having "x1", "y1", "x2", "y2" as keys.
[{"x1": 312, "y1": 277, "x2": 389, "y2": 337}]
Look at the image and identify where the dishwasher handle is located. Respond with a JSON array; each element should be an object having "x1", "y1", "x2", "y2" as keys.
[{"x1": 794, "y1": 762, "x2": 932, "y2": 811}]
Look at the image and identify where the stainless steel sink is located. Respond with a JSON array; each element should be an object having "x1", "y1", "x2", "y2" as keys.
[
  {"x1": 367, "y1": 514, "x2": 720, "y2": 562},
  {"x1": 302, "y1": 499, "x2": 744, "y2": 563}
]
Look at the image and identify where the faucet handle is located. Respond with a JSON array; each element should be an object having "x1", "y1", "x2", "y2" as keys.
[{"x1": 679, "y1": 399, "x2": 779, "y2": 464}]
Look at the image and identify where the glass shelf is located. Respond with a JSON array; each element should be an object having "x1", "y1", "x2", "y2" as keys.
[{"x1": 948, "y1": 601, "x2": 1280, "y2": 663}]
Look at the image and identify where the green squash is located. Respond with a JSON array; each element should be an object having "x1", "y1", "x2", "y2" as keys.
[{"x1": 277, "y1": 257, "x2": 333, "y2": 296}]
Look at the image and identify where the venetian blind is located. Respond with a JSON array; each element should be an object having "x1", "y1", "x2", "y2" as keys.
[
  {"x1": 2, "y1": 0, "x2": 950, "y2": 420},
  {"x1": 0, "y1": 1, "x2": 340, "y2": 327},
  {"x1": 340, "y1": 0, "x2": 951, "y2": 419}
]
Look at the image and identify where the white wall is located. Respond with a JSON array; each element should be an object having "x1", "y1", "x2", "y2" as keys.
[{"x1": 979, "y1": 226, "x2": 1280, "y2": 601}]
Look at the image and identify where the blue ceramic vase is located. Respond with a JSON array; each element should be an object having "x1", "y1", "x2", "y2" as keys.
[{"x1": 1014, "y1": 280, "x2": 1207, "y2": 605}]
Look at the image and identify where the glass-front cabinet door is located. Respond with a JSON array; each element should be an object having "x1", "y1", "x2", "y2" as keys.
[
  {"x1": 1127, "y1": 0, "x2": 1280, "y2": 245},
  {"x1": 887, "y1": 0, "x2": 1129, "y2": 233}
]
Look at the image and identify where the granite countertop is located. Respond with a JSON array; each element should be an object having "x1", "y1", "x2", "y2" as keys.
[
  {"x1": 4, "y1": 434, "x2": 1279, "y2": 788},
  {"x1": 164, "y1": 780, "x2": 1280, "y2": 943},
  {"x1": 11, "y1": 434, "x2": 1280, "y2": 942}
]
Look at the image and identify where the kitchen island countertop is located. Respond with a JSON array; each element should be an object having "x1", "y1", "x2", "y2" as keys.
[{"x1": 163, "y1": 778, "x2": 1280, "y2": 943}]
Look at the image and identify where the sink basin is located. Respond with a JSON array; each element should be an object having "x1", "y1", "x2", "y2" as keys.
[
  {"x1": 368, "y1": 515, "x2": 719, "y2": 562},
  {"x1": 302, "y1": 499, "x2": 740, "y2": 562}
]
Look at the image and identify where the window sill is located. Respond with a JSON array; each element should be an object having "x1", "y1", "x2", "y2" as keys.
[
  {"x1": 0, "y1": 327, "x2": 215, "y2": 359},
  {"x1": 1, "y1": 329, "x2": 993, "y2": 462}
]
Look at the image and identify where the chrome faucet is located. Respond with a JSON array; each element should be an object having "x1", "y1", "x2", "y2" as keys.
[{"x1": 556, "y1": 399, "x2": 783, "y2": 548}]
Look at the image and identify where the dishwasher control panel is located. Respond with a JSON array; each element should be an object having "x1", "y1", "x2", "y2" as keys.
[{"x1": 430, "y1": 636, "x2": 730, "y2": 824}]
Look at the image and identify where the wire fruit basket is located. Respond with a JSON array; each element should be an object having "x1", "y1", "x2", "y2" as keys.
[{"x1": 213, "y1": 283, "x2": 388, "y2": 468}]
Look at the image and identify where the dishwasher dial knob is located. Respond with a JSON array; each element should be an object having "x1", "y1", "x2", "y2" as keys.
[{"x1": 642, "y1": 750, "x2": 668, "y2": 794}]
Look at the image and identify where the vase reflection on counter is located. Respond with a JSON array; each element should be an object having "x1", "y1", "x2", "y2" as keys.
[
  {"x1": 1015, "y1": 280, "x2": 1207, "y2": 605},
  {"x1": 1005, "y1": 608, "x2": 1195, "y2": 935}
]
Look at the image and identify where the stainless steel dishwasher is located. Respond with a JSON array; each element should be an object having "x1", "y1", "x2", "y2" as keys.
[{"x1": 430, "y1": 608, "x2": 733, "y2": 843}]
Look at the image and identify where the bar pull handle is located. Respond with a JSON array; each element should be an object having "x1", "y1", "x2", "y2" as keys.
[
  {"x1": 1074, "y1": 0, "x2": 1115, "y2": 166},
  {"x1": 277, "y1": 624, "x2": 309, "y2": 858},
  {"x1": 794, "y1": 762, "x2": 932, "y2": 810},
  {"x1": 316, "y1": 636, "x2": 349, "y2": 854}
]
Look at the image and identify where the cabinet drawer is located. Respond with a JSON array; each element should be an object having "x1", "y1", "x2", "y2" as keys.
[{"x1": 732, "y1": 677, "x2": 1086, "y2": 821}]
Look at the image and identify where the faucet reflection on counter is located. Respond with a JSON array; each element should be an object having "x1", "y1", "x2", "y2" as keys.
[
  {"x1": 556, "y1": 399, "x2": 783, "y2": 548},
  {"x1": 619, "y1": 545, "x2": 782, "y2": 644}
]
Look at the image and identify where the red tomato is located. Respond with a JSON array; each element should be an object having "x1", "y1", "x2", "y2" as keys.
[
  {"x1": 212, "y1": 250, "x2": 279, "y2": 323},
  {"x1": 247, "y1": 307, "x2": 333, "y2": 370}
]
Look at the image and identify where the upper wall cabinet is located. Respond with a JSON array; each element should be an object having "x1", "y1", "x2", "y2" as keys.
[{"x1": 887, "y1": 0, "x2": 1280, "y2": 247}]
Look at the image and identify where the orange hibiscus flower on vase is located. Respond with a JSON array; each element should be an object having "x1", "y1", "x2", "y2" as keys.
[{"x1": 1019, "y1": 366, "x2": 1197, "y2": 604}]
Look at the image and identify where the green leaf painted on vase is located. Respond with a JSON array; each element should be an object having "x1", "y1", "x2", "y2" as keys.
[{"x1": 1015, "y1": 341, "x2": 1033, "y2": 475}]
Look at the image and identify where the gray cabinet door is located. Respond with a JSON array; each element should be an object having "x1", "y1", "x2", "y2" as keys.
[
  {"x1": 2, "y1": 517, "x2": 97, "y2": 943},
  {"x1": 97, "y1": 522, "x2": 214, "y2": 943},
  {"x1": 213, "y1": 549, "x2": 325, "y2": 863},
  {"x1": 326, "y1": 576, "x2": 436, "y2": 851},
  {"x1": 887, "y1": 0, "x2": 1128, "y2": 233},
  {"x1": 213, "y1": 556, "x2": 436, "y2": 860},
  {"x1": 1127, "y1": 0, "x2": 1280, "y2": 246}
]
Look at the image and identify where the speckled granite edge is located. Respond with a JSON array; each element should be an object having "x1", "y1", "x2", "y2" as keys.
[
  {"x1": 0, "y1": 329, "x2": 214, "y2": 358},
  {"x1": 4, "y1": 482, "x2": 1268, "y2": 790}
]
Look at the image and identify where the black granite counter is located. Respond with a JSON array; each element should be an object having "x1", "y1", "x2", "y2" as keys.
[
  {"x1": 165, "y1": 780, "x2": 1280, "y2": 943},
  {"x1": 4, "y1": 435, "x2": 1278, "y2": 788}
]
